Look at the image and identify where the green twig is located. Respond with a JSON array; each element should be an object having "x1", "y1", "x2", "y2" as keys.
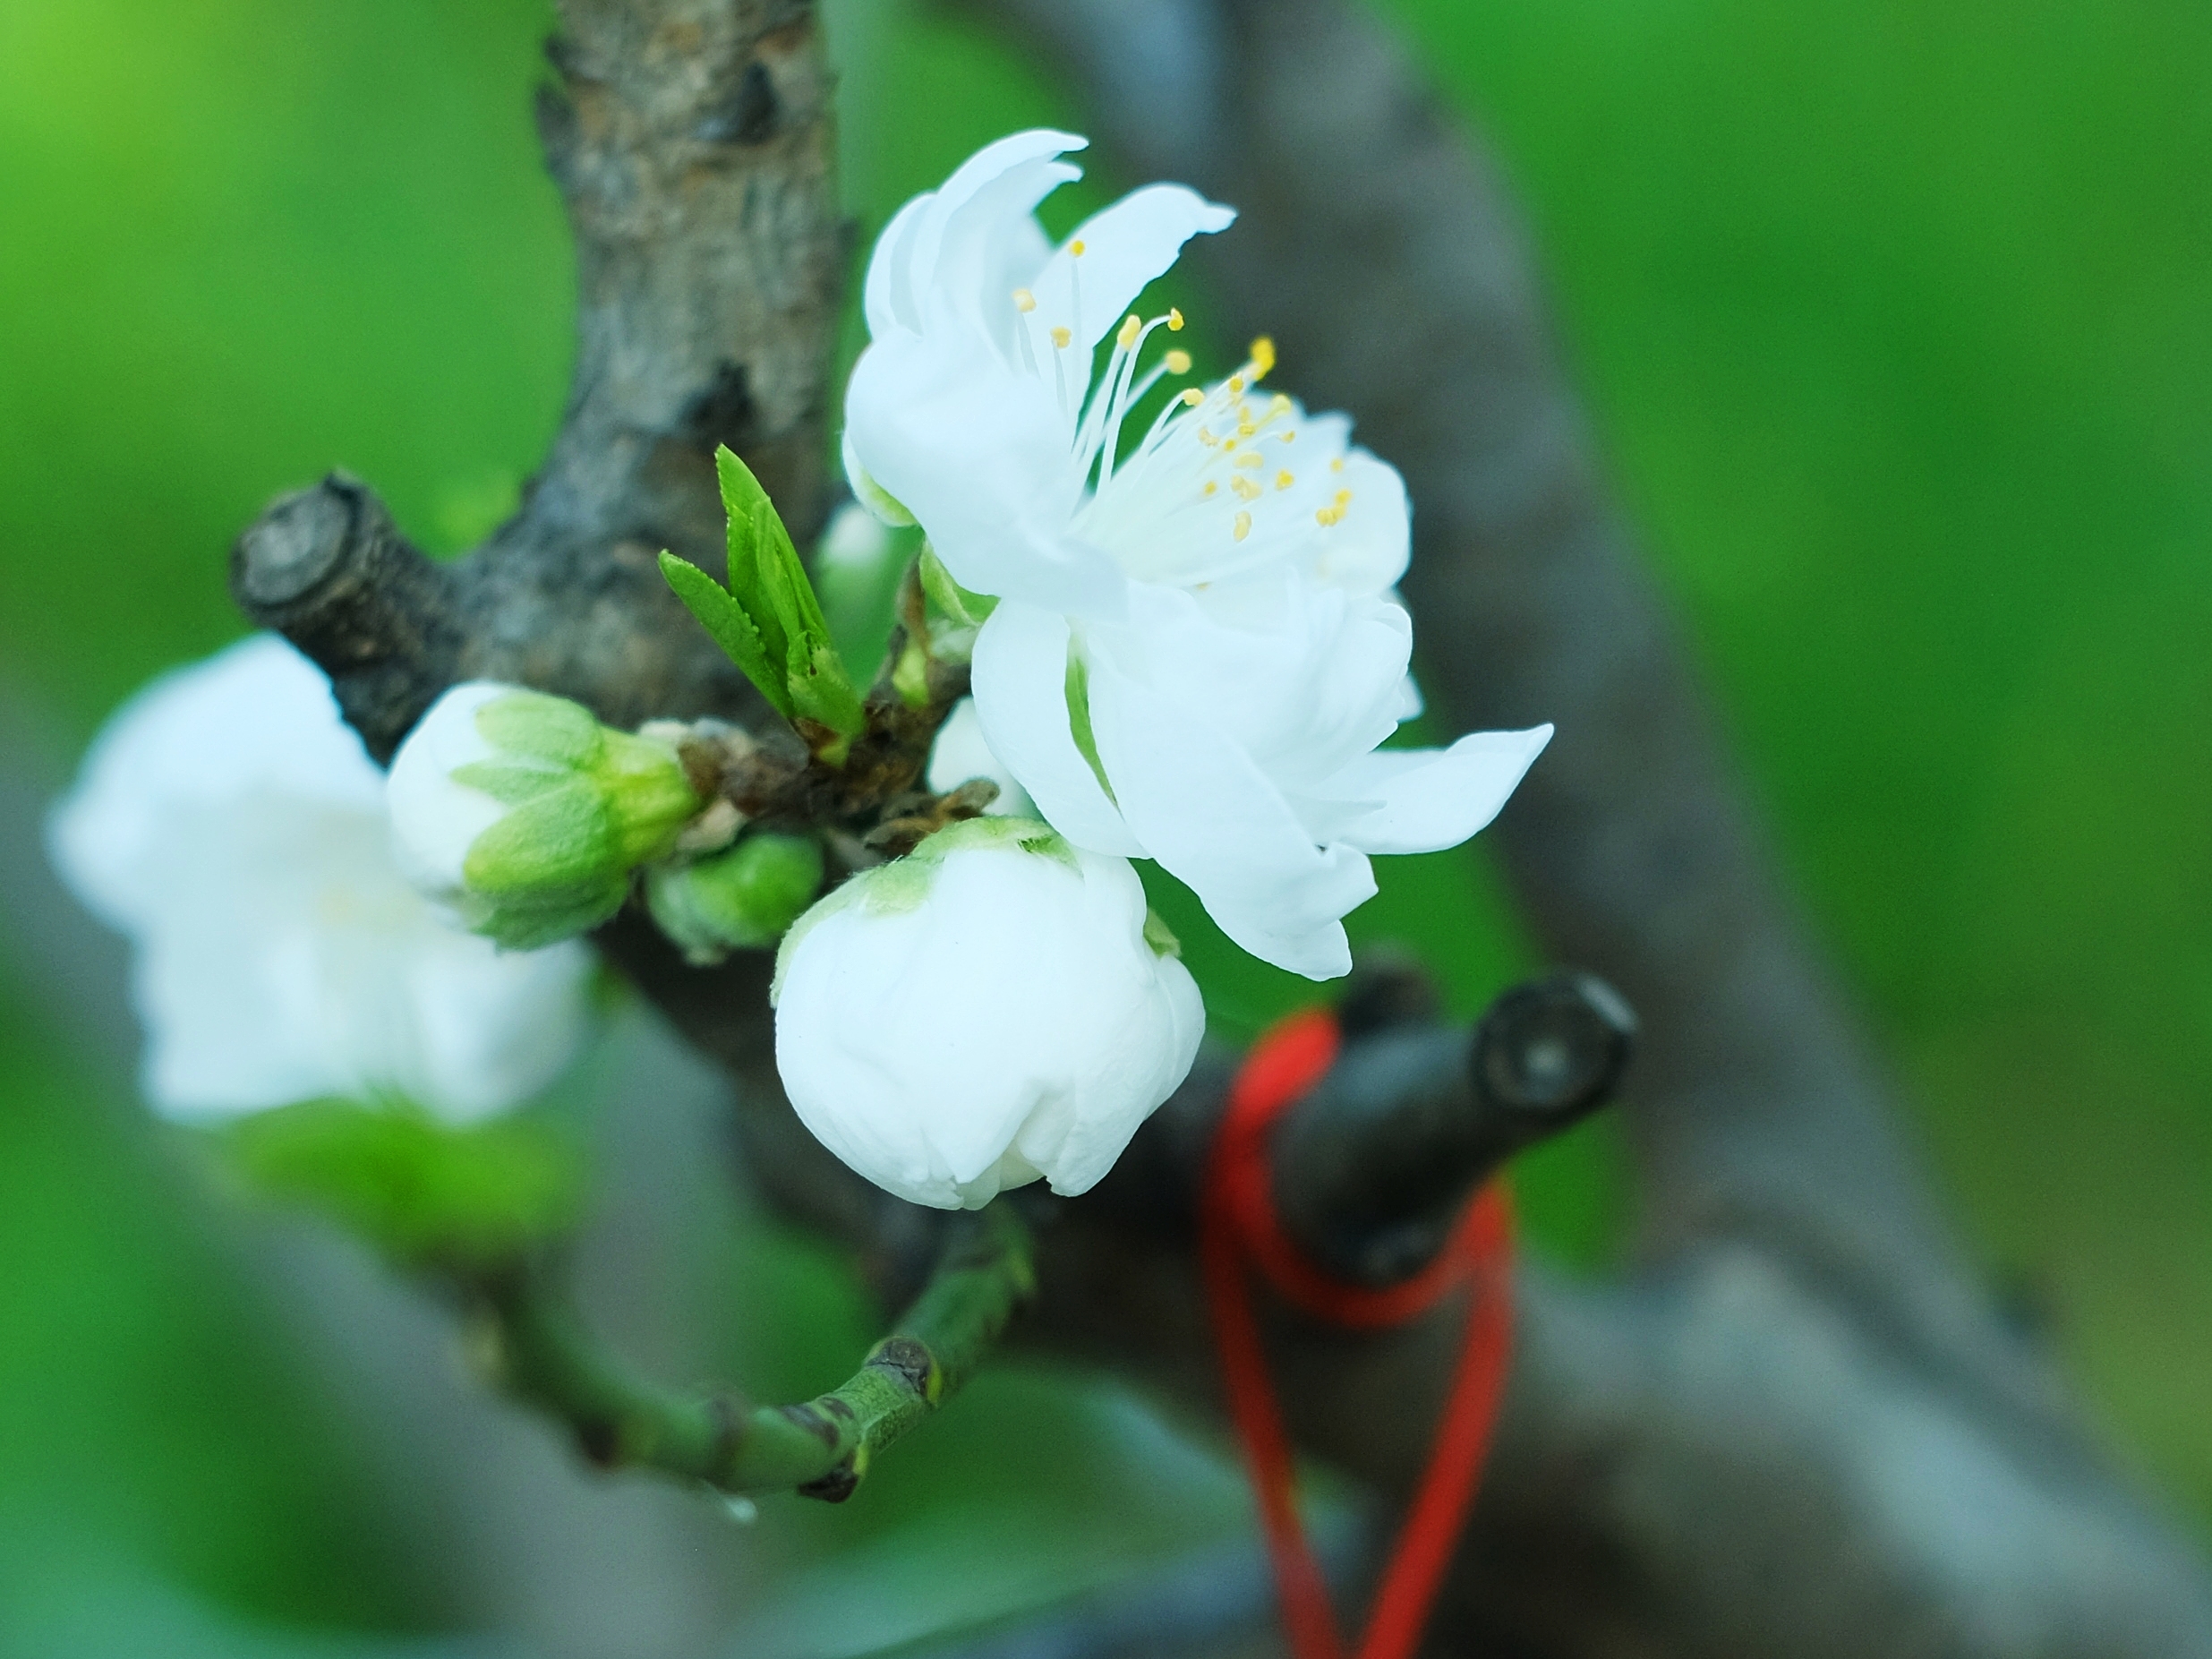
[{"x1": 473, "y1": 1204, "x2": 1034, "y2": 1501}]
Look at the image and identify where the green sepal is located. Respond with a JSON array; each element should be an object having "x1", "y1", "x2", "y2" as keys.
[
  {"x1": 450, "y1": 758, "x2": 568, "y2": 808},
  {"x1": 463, "y1": 782, "x2": 615, "y2": 895},
  {"x1": 220, "y1": 1099, "x2": 585, "y2": 1270},
  {"x1": 474, "y1": 689, "x2": 602, "y2": 767},
  {"x1": 920, "y1": 547, "x2": 998, "y2": 630},
  {"x1": 659, "y1": 550, "x2": 793, "y2": 720}
]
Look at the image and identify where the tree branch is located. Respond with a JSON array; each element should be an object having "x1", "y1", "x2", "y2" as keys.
[{"x1": 479, "y1": 1203, "x2": 1034, "y2": 1502}]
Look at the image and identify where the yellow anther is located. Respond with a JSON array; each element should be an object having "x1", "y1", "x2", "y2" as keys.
[
  {"x1": 1012, "y1": 287, "x2": 1037, "y2": 312},
  {"x1": 1116, "y1": 313, "x2": 1141, "y2": 351},
  {"x1": 1070, "y1": 238, "x2": 1087, "y2": 257},
  {"x1": 1329, "y1": 457, "x2": 1345, "y2": 472},
  {"x1": 1166, "y1": 349, "x2": 1192, "y2": 374},
  {"x1": 1198, "y1": 423, "x2": 1219, "y2": 444},
  {"x1": 1051, "y1": 326, "x2": 1072, "y2": 349},
  {"x1": 1232, "y1": 475, "x2": 1261, "y2": 500},
  {"x1": 1250, "y1": 337, "x2": 1277, "y2": 378},
  {"x1": 1235, "y1": 451, "x2": 1264, "y2": 469},
  {"x1": 1269, "y1": 394, "x2": 1293, "y2": 416},
  {"x1": 1280, "y1": 430, "x2": 1297, "y2": 443},
  {"x1": 1234, "y1": 510, "x2": 1252, "y2": 542},
  {"x1": 1316, "y1": 506, "x2": 1342, "y2": 526},
  {"x1": 1226, "y1": 375, "x2": 1245, "y2": 396},
  {"x1": 1223, "y1": 439, "x2": 1237, "y2": 451},
  {"x1": 1202, "y1": 480, "x2": 1217, "y2": 496},
  {"x1": 1276, "y1": 470, "x2": 1294, "y2": 490},
  {"x1": 1179, "y1": 386, "x2": 1205, "y2": 406},
  {"x1": 1167, "y1": 307, "x2": 1185, "y2": 330},
  {"x1": 1336, "y1": 489, "x2": 1354, "y2": 506},
  {"x1": 1237, "y1": 419, "x2": 1257, "y2": 438}
]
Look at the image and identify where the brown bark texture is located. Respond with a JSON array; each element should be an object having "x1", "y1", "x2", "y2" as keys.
[{"x1": 227, "y1": 0, "x2": 2212, "y2": 1652}]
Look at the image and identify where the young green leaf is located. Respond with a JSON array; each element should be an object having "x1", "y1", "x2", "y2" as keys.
[{"x1": 658, "y1": 551, "x2": 793, "y2": 719}]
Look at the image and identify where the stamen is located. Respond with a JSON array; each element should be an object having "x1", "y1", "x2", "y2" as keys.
[
  {"x1": 1051, "y1": 326, "x2": 1072, "y2": 349},
  {"x1": 1276, "y1": 471, "x2": 1294, "y2": 490},
  {"x1": 1116, "y1": 313, "x2": 1141, "y2": 351},
  {"x1": 1012, "y1": 288, "x2": 1037, "y2": 312},
  {"x1": 1269, "y1": 394, "x2": 1293, "y2": 416},
  {"x1": 1202, "y1": 480, "x2": 1217, "y2": 496},
  {"x1": 1234, "y1": 510, "x2": 1252, "y2": 542},
  {"x1": 1329, "y1": 457, "x2": 1345, "y2": 472},
  {"x1": 1165, "y1": 349, "x2": 1192, "y2": 375},
  {"x1": 1234, "y1": 452, "x2": 1263, "y2": 469},
  {"x1": 1226, "y1": 375, "x2": 1245, "y2": 396},
  {"x1": 1180, "y1": 388, "x2": 1205, "y2": 406},
  {"x1": 1316, "y1": 506, "x2": 1342, "y2": 526},
  {"x1": 1250, "y1": 337, "x2": 1277, "y2": 379},
  {"x1": 1336, "y1": 489, "x2": 1354, "y2": 506},
  {"x1": 1167, "y1": 308, "x2": 1185, "y2": 330},
  {"x1": 1198, "y1": 424, "x2": 1219, "y2": 445},
  {"x1": 1071, "y1": 239, "x2": 1088, "y2": 256},
  {"x1": 1280, "y1": 431, "x2": 1297, "y2": 443},
  {"x1": 1232, "y1": 475, "x2": 1261, "y2": 500}
]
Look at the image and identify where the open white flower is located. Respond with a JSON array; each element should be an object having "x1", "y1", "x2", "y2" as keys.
[
  {"x1": 772, "y1": 817, "x2": 1203, "y2": 1210},
  {"x1": 844, "y1": 130, "x2": 1551, "y2": 979},
  {"x1": 47, "y1": 636, "x2": 595, "y2": 1123}
]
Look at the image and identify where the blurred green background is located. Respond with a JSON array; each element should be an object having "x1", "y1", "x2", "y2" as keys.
[{"x1": 2, "y1": 0, "x2": 2208, "y2": 1650}]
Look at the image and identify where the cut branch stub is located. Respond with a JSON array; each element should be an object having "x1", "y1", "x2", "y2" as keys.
[
  {"x1": 231, "y1": 472, "x2": 463, "y2": 764},
  {"x1": 1271, "y1": 971, "x2": 1634, "y2": 1286}
]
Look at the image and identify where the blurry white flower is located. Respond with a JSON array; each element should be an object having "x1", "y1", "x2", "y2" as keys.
[
  {"x1": 926, "y1": 697, "x2": 1034, "y2": 817},
  {"x1": 772, "y1": 817, "x2": 1203, "y2": 1210},
  {"x1": 843, "y1": 130, "x2": 1550, "y2": 979},
  {"x1": 387, "y1": 682, "x2": 703, "y2": 949},
  {"x1": 47, "y1": 636, "x2": 594, "y2": 1123}
]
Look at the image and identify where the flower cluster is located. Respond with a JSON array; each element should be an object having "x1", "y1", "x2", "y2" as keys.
[
  {"x1": 844, "y1": 130, "x2": 1551, "y2": 980},
  {"x1": 54, "y1": 130, "x2": 1550, "y2": 1223}
]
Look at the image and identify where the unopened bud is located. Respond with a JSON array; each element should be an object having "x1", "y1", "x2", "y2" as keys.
[
  {"x1": 645, "y1": 833, "x2": 824, "y2": 965},
  {"x1": 388, "y1": 684, "x2": 705, "y2": 949}
]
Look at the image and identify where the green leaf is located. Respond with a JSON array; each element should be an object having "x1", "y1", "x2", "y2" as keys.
[
  {"x1": 222, "y1": 1099, "x2": 585, "y2": 1269},
  {"x1": 790, "y1": 640, "x2": 867, "y2": 743},
  {"x1": 659, "y1": 551, "x2": 793, "y2": 719}
]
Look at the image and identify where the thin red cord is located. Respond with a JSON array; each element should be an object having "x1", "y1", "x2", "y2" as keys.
[{"x1": 1202, "y1": 1007, "x2": 1517, "y2": 1659}]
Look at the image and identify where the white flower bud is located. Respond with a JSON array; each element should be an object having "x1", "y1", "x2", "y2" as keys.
[
  {"x1": 387, "y1": 683, "x2": 705, "y2": 948},
  {"x1": 772, "y1": 817, "x2": 1203, "y2": 1210},
  {"x1": 925, "y1": 697, "x2": 1034, "y2": 817},
  {"x1": 46, "y1": 637, "x2": 595, "y2": 1123}
]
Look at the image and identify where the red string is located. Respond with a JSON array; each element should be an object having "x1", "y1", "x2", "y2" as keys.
[{"x1": 1202, "y1": 1007, "x2": 1516, "y2": 1659}]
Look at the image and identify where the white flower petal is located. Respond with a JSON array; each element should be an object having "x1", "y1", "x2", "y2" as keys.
[
  {"x1": 1019, "y1": 183, "x2": 1235, "y2": 357},
  {"x1": 926, "y1": 696, "x2": 1035, "y2": 817},
  {"x1": 971, "y1": 603, "x2": 1141, "y2": 856},
  {"x1": 1085, "y1": 651, "x2": 1374, "y2": 979},
  {"x1": 384, "y1": 681, "x2": 508, "y2": 902},
  {"x1": 842, "y1": 333, "x2": 1124, "y2": 614},
  {"x1": 1302, "y1": 725, "x2": 1554, "y2": 855}
]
